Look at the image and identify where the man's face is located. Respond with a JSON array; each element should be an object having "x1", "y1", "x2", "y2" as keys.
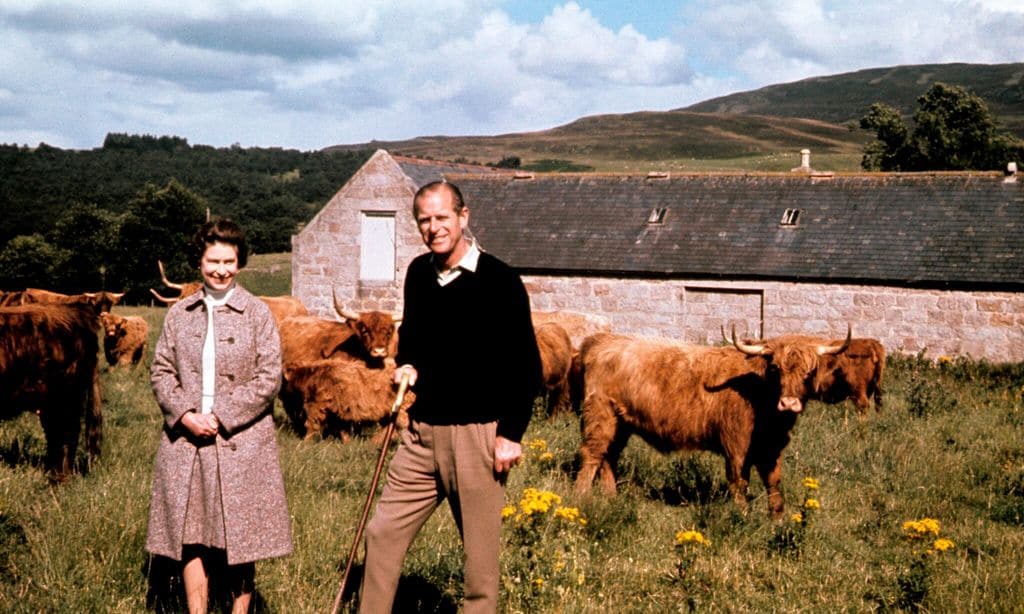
[{"x1": 414, "y1": 188, "x2": 469, "y2": 266}]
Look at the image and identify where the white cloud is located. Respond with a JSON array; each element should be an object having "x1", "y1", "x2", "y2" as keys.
[
  {"x1": 517, "y1": 2, "x2": 692, "y2": 86},
  {"x1": 678, "y1": 0, "x2": 1024, "y2": 86},
  {"x1": 0, "y1": 0, "x2": 1020, "y2": 150}
]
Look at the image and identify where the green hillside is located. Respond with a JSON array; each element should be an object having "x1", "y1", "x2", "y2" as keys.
[
  {"x1": 330, "y1": 63, "x2": 1023, "y2": 172},
  {"x1": 329, "y1": 111, "x2": 869, "y2": 173},
  {"x1": 684, "y1": 62, "x2": 1024, "y2": 138}
]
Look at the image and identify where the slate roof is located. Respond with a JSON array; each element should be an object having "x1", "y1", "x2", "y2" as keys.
[
  {"x1": 394, "y1": 155, "x2": 508, "y2": 188},
  {"x1": 444, "y1": 171, "x2": 1023, "y2": 290}
]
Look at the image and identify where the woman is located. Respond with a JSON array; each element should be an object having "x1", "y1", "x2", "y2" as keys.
[{"x1": 146, "y1": 219, "x2": 291, "y2": 613}]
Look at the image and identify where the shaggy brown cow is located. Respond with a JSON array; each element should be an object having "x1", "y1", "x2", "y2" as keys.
[
  {"x1": 814, "y1": 337, "x2": 885, "y2": 414},
  {"x1": 535, "y1": 322, "x2": 574, "y2": 416},
  {"x1": 0, "y1": 303, "x2": 102, "y2": 482},
  {"x1": 724, "y1": 328, "x2": 885, "y2": 416},
  {"x1": 575, "y1": 328, "x2": 850, "y2": 517},
  {"x1": 260, "y1": 295, "x2": 309, "y2": 325},
  {"x1": 279, "y1": 292, "x2": 400, "y2": 368},
  {"x1": 280, "y1": 359, "x2": 414, "y2": 441},
  {"x1": 3, "y1": 288, "x2": 124, "y2": 315},
  {"x1": 149, "y1": 260, "x2": 202, "y2": 304},
  {"x1": 98, "y1": 311, "x2": 150, "y2": 368},
  {"x1": 532, "y1": 310, "x2": 612, "y2": 349}
]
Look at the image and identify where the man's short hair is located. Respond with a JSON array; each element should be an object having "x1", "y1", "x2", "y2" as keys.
[{"x1": 413, "y1": 180, "x2": 464, "y2": 213}]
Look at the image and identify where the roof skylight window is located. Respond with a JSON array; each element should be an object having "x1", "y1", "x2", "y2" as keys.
[{"x1": 780, "y1": 208, "x2": 801, "y2": 226}]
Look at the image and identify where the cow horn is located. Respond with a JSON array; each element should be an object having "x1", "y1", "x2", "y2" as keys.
[
  {"x1": 149, "y1": 288, "x2": 180, "y2": 304},
  {"x1": 393, "y1": 315, "x2": 402, "y2": 326},
  {"x1": 158, "y1": 260, "x2": 186, "y2": 290},
  {"x1": 332, "y1": 287, "x2": 360, "y2": 321},
  {"x1": 731, "y1": 324, "x2": 768, "y2": 356},
  {"x1": 817, "y1": 325, "x2": 852, "y2": 355}
]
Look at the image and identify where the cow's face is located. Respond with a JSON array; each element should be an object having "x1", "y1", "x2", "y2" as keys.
[
  {"x1": 99, "y1": 312, "x2": 123, "y2": 338},
  {"x1": 733, "y1": 329, "x2": 850, "y2": 412},
  {"x1": 765, "y1": 341, "x2": 827, "y2": 412},
  {"x1": 348, "y1": 312, "x2": 396, "y2": 359}
]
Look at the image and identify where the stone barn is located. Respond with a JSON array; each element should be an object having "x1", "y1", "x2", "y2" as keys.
[{"x1": 292, "y1": 150, "x2": 1024, "y2": 362}]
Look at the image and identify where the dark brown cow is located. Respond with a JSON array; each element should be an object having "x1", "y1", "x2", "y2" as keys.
[
  {"x1": 99, "y1": 312, "x2": 150, "y2": 368},
  {"x1": 0, "y1": 303, "x2": 102, "y2": 482},
  {"x1": 575, "y1": 328, "x2": 850, "y2": 517},
  {"x1": 280, "y1": 359, "x2": 414, "y2": 441},
  {"x1": 535, "y1": 322, "x2": 574, "y2": 416},
  {"x1": 279, "y1": 292, "x2": 400, "y2": 368},
  {"x1": 813, "y1": 337, "x2": 885, "y2": 414}
]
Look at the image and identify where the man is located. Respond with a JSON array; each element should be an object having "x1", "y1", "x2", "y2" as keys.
[{"x1": 358, "y1": 180, "x2": 542, "y2": 613}]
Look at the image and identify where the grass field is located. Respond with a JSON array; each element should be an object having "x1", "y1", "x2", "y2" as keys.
[{"x1": 2, "y1": 287, "x2": 1023, "y2": 611}]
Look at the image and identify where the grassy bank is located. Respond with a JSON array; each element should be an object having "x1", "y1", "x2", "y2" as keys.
[{"x1": 1, "y1": 305, "x2": 1023, "y2": 612}]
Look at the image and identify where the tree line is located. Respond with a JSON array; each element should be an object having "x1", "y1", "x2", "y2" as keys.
[{"x1": 0, "y1": 136, "x2": 371, "y2": 302}]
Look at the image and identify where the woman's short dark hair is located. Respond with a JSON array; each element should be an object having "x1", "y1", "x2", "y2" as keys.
[{"x1": 189, "y1": 218, "x2": 248, "y2": 269}]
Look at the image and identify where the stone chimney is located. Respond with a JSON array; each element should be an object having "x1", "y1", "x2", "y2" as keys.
[
  {"x1": 791, "y1": 149, "x2": 813, "y2": 173},
  {"x1": 1005, "y1": 161, "x2": 1018, "y2": 183}
]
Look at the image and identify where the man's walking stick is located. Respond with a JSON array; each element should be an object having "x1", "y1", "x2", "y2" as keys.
[{"x1": 331, "y1": 370, "x2": 411, "y2": 614}]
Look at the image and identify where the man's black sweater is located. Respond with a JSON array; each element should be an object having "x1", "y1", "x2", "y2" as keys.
[{"x1": 395, "y1": 251, "x2": 542, "y2": 442}]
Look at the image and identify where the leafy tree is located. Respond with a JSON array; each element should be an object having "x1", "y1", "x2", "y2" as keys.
[
  {"x1": 48, "y1": 202, "x2": 121, "y2": 292},
  {"x1": 0, "y1": 234, "x2": 63, "y2": 290},
  {"x1": 108, "y1": 180, "x2": 207, "y2": 302},
  {"x1": 859, "y1": 103, "x2": 914, "y2": 171},
  {"x1": 861, "y1": 83, "x2": 1023, "y2": 171}
]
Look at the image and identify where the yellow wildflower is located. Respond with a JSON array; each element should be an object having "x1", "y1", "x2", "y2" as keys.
[
  {"x1": 675, "y1": 530, "x2": 710, "y2": 546},
  {"x1": 804, "y1": 498, "x2": 821, "y2": 510},
  {"x1": 791, "y1": 513, "x2": 804, "y2": 524},
  {"x1": 802, "y1": 477, "x2": 820, "y2": 490},
  {"x1": 519, "y1": 488, "x2": 562, "y2": 516},
  {"x1": 528, "y1": 439, "x2": 548, "y2": 452},
  {"x1": 938, "y1": 355, "x2": 952, "y2": 364},
  {"x1": 533, "y1": 578, "x2": 544, "y2": 588},
  {"x1": 577, "y1": 573, "x2": 586, "y2": 586},
  {"x1": 903, "y1": 518, "x2": 941, "y2": 537},
  {"x1": 933, "y1": 538, "x2": 955, "y2": 552},
  {"x1": 554, "y1": 506, "x2": 581, "y2": 523},
  {"x1": 501, "y1": 505, "x2": 516, "y2": 519},
  {"x1": 539, "y1": 451, "x2": 554, "y2": 462}
]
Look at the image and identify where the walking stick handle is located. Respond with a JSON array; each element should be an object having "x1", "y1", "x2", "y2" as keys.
[
  {"x1": 390, "y1": 371, "x2": 410, "y2": 415},
  {"x1": 331, "y1": 370, "x2": 411, "y2": 614}
]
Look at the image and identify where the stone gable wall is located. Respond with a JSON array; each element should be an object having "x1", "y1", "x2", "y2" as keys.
[{"x1": 292, "y1": 150, "x2": 423, "y2": 318}]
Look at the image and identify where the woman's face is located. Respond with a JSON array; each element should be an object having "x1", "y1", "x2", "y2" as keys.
[{"x1": 200, "y1": 241, "x2": 239, "y2": 292}]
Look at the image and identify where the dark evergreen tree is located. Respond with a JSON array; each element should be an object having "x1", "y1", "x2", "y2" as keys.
[{"x1": 108, "y1": 180, "x2": 207, "y2": 303}]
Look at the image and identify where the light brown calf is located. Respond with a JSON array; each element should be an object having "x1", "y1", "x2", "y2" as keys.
[{"x1": 99, "y1": 312, "x2": 149, "y2": 368}]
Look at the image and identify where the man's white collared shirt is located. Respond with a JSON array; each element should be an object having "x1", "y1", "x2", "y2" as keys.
[{"x1": 434, "y1": 240, "x2": 480, "y2": 287}]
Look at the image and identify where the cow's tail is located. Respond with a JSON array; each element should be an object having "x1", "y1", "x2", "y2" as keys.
[
  {"x1": 85, "y1": 367, "x2": 103, "y2": 464},
  {"x1": 872, "y1": 344, "x2": 886, "y2": 412}
]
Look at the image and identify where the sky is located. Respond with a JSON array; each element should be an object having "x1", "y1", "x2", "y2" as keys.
[{"x1": 1, "y1": 0, "x2": 1022, "y2": 151}]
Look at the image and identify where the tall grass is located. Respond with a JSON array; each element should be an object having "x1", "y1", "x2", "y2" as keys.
[{"x1": 2, "y1": 308, "x2": 1023, "y2": 612}]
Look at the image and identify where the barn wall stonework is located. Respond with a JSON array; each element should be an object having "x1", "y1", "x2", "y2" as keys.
[{"x1": 523, "y1": 275, "x2": 1024, "y2": 362}]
